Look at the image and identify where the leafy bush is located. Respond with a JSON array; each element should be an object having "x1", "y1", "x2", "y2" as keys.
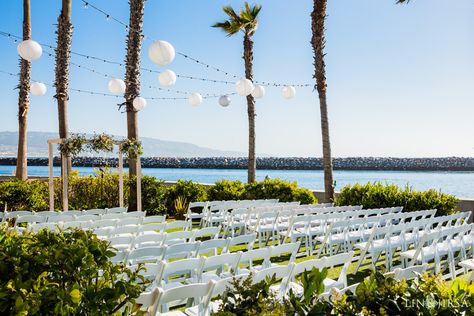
[
  {"x1": 55, "y1": 169, "x2": 123, "y2": 211},
  {"x1": 164, "y1": 180, "x2": 207, "y2": 214},
  {"x1": 215, "y1": 269, "x2": 474, "y2": 316},
  {"x1": 244, "y1": 178, "x2": 317, "y2": 205},
  {"x1": 335, "y1": 182, "x2": 458, "y2": 216},
  {"x1": 214, "y1": 273, "x2": 286, "y2": 316},
  {"x1": 129, "y1": 176, "x2": 167, "y2": 215},
  {"x1": 208, "y1": 180, "x2": 247, "y2": 201},
  {"x1": 0, "y1": 228, "x2": 147, "y2": 315},
  {"x1": 0, "y1": 180, "x2": 48, "y2": 211}
]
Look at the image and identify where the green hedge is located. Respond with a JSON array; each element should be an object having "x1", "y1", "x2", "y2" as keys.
[
  {"x1": 244, "y1": 179, "x2": 317, "y2": 204},
  {"x1": 164, "y1": 180, "x2": 208, "y2": 214},
  {"x1": 335, "y1": 182, "x2": 458, "y2": 216},
  {"x1": 0, "y1": 228, "x2": 147, "y2": 315},
  {"x1": 208, "y1": 180, "x2": 247, "y2": 201}
]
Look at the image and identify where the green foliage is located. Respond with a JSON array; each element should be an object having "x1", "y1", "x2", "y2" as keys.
[
  {"x1": 335, "y1": 182, "x2": 458, "y2": 216},
  {"x1": 244, "y1": 178, "x2": 317, "y2": 205},
  {"x1": 213, "y1": 273, "x2": 286, "y2": 316},
  {"x1": 121, "y1": 139, "x2": 143, "y2": 160},
  {"x1": 215, "y1": 269, "x2": 474, "y2": 316},
  {"x1": 208, "y1": 180, "x2": 246, "y2": 201},
  {"x1": 58, "y1": 134, "x2": 87, "y2": 157},
  {"x1": 135, "y1": 176, "x2": 167, "y2": 215},
  {"x1": 55, "y1": 169, "x2": 124, "y2": 211},
  {"x1": 0, "y1": 228, "x2": 148, "y2": 315},
  {"x1": 88, "y1": 133, "x2": 115, "y2": 153},
  {"x1": 164, "y1": 180, "x2": 207, "y2": 214},
  {"x1": 174, "y1": 196, "x2": 188, "y2": 220},
  {"x1": 330, "y1": 271, "x2": 474, "y2": 316},
  {"x1": 0, "y1": 180, "x2": 48, "y2": 211}
]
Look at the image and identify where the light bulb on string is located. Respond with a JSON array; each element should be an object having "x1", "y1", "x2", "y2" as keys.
[{"x1": 83, "y1": 2, "x2": 89, "y2": 9}]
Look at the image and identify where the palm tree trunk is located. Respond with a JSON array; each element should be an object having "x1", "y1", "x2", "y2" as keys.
[
  {"x1": 243, "y1": 34, "x2": 256, "y2": 183},
  {"x1": 16, "y1": 0, "x2": 31, "y2": 181},
  {"x1": 55, "y1": 0, "x2": 73, "y2": 176},
  {"x1": 311, "y1": 0, "x2": 334, "y2": 202},
  {"x1": 124, "y1": 0, "x2": 145, "y2": 211}
]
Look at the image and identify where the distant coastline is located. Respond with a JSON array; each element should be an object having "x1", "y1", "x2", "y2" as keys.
[{"x1": 0, "y1": 157, "x2": 473, "y2": 171}]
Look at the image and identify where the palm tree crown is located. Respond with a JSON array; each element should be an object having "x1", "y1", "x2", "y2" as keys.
[{"x1": 212, "y1": 3, "x2": 261, "y2": 36}]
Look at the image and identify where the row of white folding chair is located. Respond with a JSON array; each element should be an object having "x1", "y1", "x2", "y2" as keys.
[
  {"x1": 112, "y1": 233, "x2": 259, "y2": 264},
  {"x1": 13, "y1": 211, "x2": 146, "y2": 226},
  {"x1": 134, "y1": 242, "x2": 300, "y2": 286},
  {"x1": 401, "y1": 223, "x2": 474, "y2": 279},
  {"x1": 355, "y1": 213, "x2": 472, "y2": 273},
  {"x1": 100, "y1": 226, "x2": 221, "y2": 246},
  {"x1": 305, "y1": 209, "x2": 436, "y2": 257},
  {"x1": 1, "y1": 207, "x2": 128, "y2": 221}
]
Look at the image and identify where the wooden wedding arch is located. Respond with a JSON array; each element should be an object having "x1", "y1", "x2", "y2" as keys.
[{"x1": 47, "y1": 138, "x2": 142, "y2": 212}]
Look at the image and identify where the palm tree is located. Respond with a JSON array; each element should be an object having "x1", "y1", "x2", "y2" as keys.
[
  {"x1": 124, "y1": 0, "x2": 145, "y2": 211},
  {"x1": 54, "y1": 0, "x2": 73, "y2": 175},
  {"x1": 311, "y1": 0, "x2": 334, "y2": 202},
  {"x1": 213, "y1": 3, "x2": 262, "y2": 183},
  {"x1": 15, "y1": 0, "x2": 32, "y2": 181}
]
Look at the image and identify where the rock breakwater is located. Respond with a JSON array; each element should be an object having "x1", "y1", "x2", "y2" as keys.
[{"x1": 0, "y1": 157, "x2": 473, "y2": 171}]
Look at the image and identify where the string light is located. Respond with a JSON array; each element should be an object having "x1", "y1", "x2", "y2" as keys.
[
  {"x1": 0, "y1": 30, "x2": 312, "y2": 88},
  {"x1": 0, "y1": 69, "x2": 233, "y2": 100},
  {"x1": 78, "y1": 0, "x2": 313, "y2": 88}
]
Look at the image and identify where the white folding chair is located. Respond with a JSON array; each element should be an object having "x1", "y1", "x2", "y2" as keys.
[
  {"x1": 226, "y1": 233, "x2": 256, "y2": 252},
  {"x1": 118, "y1": 217, "x2": 142, "y2": 226},
  {"x1": 139, "y1": 223, "x2": 166, "y2": 235},
  {"x1": 107, "y1": 207, "x2": 128, "y2": 214},
  {"x1": 252, "y1": 263, "x2": 295, "y2": 299},
  {"x1": 285, "y1": 252, "x2": 354, "y2": 296},
  {"x1": 237, "y1": 247, "x2": 271, "y2": 274},
  {"x1": 134, "y1": 233, "x2": 166, "y2": 249},
  {"x1": 84, "y1": 208, "x2": 107, "y2": 215},
  {"x1": 200, "y1": 252, "x2": 242, "y2": 282},
  {"x1": 154, "y1": 281, "x2": 216, "y2": 316},
  {"x1": 92, "y1": 219, "x2": 118, "y2": 228},
  {"x1": 197, "y1": 238, "x2": 230, "y2": 257},
  {"x1": 47, "y1": 214, "x2": 75, "y2": 223},
  {"x1": 157, "y1": 258, "x2": 205, "y2": 290},
  {"x1": 108, "y1": 235, "x2": 135, "y2": 251},
  {"x1": 163, "y1": 231, "x2": 194, "y2": 245},
  {"x1": 143, "y1": 215, "x2": 167, "y2": 224},
  {"x1": 128, "y1": 246, "x2": 166, "y2": 265},
  {"x1": 163, "y1": 242, "x2": 200, "y2": 261},
  {"x1": 268, "y1": 242, "x2": 300, "y2": 267},
  {"x1": 110, "y1": 225, "x2": 139, "y2": 237},
  {"x1": 192, "y1": 226, "x2": 220, "y2": 241},
  {"x1": 166, "y1": 220, "x2": 191, "y2": 232},
  {"x1": 16, "y1": 215, "x2": 46, "y2": 225}
]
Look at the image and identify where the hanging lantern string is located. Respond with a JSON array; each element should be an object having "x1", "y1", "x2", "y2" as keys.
[
  {"x1": 0, "y1": 33, "x2": 238, "y2": 97},
  {"x1": 0, "y1": 68, "x2": 234, "y2": 100},
  {"x1": 78, "y1": 0, "x2": 313, "y2": 88},
  {"x1": 0, "y1": 30, "x2": 311, "y2": 88}
]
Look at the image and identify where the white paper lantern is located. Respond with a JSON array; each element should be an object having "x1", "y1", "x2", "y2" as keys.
[
  {"x1": 158, "y1": 70, "x2": 177, "y2": 87},
  {"x1": 188, "y1": 93, "x2": 203, "y2": 106},
  {"x1": 218, "y1": 95, "x2": 231, "y2": 107},
  {"x1": 133, "y1": 97, "x2": 147, "y2": 111},
  {"x1": 108, "y1": 78, "x2": 126, "y2": 95},
  {"x1": 235, "y1": 79, "x2": 254, "y2": 96},
  {"x1": 148, "y1": 40, "x2": 176, "y2": 65},
  {"x1": 251, "y1": 85, "x2": 265, "y2": 99},
  {"x1": 17, "y1": 39, "x2": 43, "y2": 61},
  {"x1": 30, "y1": 82, "x2": 47, "y2": 96},
  {"x1": 282, "y1": 86, "x2": 296, "y2": 99}
]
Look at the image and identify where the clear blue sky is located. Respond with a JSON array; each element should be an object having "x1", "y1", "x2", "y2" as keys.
[{"x1": 0, "y1": 0, "x2": 472, "y2": 157}]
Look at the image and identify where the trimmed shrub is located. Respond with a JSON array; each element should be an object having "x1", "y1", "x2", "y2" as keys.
[
  {"x1": 244, "y1": 178, "x2": 317, "y2": 205},
  {"x1": 0, "y1": 228, "x2": 147, "y2": 315},
  {"x1": 137, "y1": 176, "x2": 167, "y2": 215},
  {"x1": 164, "y1": 180, "x2": 207, "y2": 214},
  {"x1": 208, "y1": 180, "x2": 247, "y2": 201},
  {"x1": 335, "y1": 182, "x2": 458, "y2": 216},
  {"x1": 0, "y1": 180, "x2": 48, "y2": 211}
]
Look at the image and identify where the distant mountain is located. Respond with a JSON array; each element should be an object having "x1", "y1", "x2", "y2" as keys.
[{"x1": 0, "y1": 131, "x2": 244, "y2": 157}]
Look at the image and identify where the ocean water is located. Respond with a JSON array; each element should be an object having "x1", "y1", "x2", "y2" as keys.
[{"x1": 0, "y1": 165, "x2": 473, "y2": 198}]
